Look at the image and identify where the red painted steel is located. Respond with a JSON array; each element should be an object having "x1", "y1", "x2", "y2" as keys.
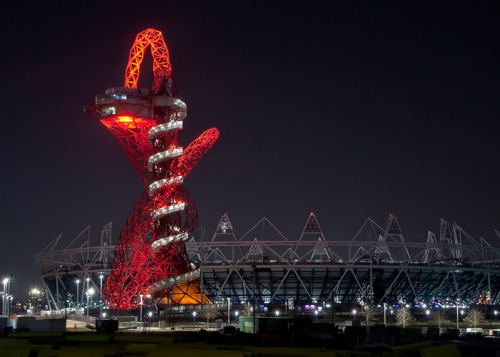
[
  {"x1": 85, "y1": 29, "x2": 218, "y2": 308},
  {"x1": 125, "y1": 28, "x2": 172, "y2": 92}
]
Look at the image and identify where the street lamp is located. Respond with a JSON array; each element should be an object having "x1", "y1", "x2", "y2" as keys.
[
  {"x1": 139, "y1": 294, "x2": 144, "y2": 322},
  {"x1": 86, "y1": 288, "x2": 94, "y2": 317},
  {"x1": 2, "y1": 278, "x2": 8, "y2": 316},
  {"x1": 75, "y1": 280, "x2": 80, "y2": 308},
  {"x1": 99, "y1": 275, "x2": 104, "y2": 305},
  {"x1": 192, "y1": 311, "x2": 197, "y2": 324},
  {"x1": 99, "y1": 274, "x2": 104, "y2": 316},
  {"x1": 31, "y1": 289, "x2": 40, "y2": 314},
  {"x1": 495, "y1": 310, "x2": 498, "y2": 324}
]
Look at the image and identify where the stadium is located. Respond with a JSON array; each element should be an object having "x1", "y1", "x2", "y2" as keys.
[{"x1": 35, "y1": 213, "x2": 500, "y2": 318}]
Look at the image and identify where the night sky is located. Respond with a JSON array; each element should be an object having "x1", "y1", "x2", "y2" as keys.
[{"x1": 1, "y1": 1, "x2": 498, "y2": 298}]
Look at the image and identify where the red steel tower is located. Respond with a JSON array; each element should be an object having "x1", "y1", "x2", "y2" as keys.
[{"x1": 84, "y1": 29, "x2": 219, "y2": 309}]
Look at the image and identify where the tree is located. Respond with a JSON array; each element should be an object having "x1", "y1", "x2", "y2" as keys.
[
  {"x1": 395, "y1": 308, "x2": 413, "y2": 328},
  {"x1": 433, "y1": 309, "x2": 446, "y2": 328},
  {"x1": 361, "y1": 306, "x2": 379, "y2": 326},
  {"x1": 200, "y1": 304, "x2": 219, "y2": 323},
  {"x1": 463, "y1": 309, "x2": 485, "y2": 328}
]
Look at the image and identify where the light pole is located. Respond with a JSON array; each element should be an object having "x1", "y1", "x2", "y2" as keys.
[
  {"x1": 86, "y1": 288, "x2": 94, "y2": 317},
  {"x1": 235, "y1": 310, "x2": 239, "y2": 325},
  {"x1": 99, "y1": 275, "x2": 104, "y2": 305},
  {"x1": 227, "y1": 298, "x2": 231, "y2": 326},
  {"x1": 495, "y1": 310, "x2": 498, "y2": 324},
  {"x1": 31, "y1": 289, "x2": 40, "y2": 314},
  {"x1": 139, "y1": 294, "x2": 143, "y2": 322},
  {"x1": 99, "y1": 275, "x2": 104, "y2": 316},
  {"x1": 75, "y1": 280, "x2": 80, "y2": 309},
  {"x1": 2, "y1": 278, "x2": 8, "y2": 316}
]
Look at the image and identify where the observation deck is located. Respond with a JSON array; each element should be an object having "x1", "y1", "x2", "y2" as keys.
[{"x1": 90, "y1": 87, "x2": 187, "y2": 121}]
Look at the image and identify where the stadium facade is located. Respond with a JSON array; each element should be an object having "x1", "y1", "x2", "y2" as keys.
[{"x1": 35, "y1": 213, "x2": 500, "y2": 313}]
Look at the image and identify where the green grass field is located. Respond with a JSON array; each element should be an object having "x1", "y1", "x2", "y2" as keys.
[{"x1": 0, "y1": 331, "x2": 463, "y2": 357}]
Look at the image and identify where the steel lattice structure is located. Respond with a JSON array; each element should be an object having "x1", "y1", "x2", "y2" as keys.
[
  {"x1": 186, "y1": 213, "x2": 500, "y2": 310},
  {"x1": 34, "y1": 224, "x2": 114, "y2": 310},
  {"x1": 35, "y1": 214, "x2": 500, "y2": 314},
  {"x1": 84, "y1": 28, "x2": 218, "y2": 309}
]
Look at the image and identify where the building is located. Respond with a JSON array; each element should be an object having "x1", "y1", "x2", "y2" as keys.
[{"x1": 35, "y1": 214, "x2": 500, "y2": 314}]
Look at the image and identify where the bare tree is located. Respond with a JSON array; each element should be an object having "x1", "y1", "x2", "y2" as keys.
[
  {"x1": 361, "y1": 306, "x2": 379, "y2": 326},
  {"x1": 395, "y1": 308, "x2": 413, "y2": 328},
  {"x1": 464, "y1": 309, "x2": 486, "y2": 328},
  {"x1": 433, "y1": 309, "x2": 446, "y2": 328},
  {"x1": 200, "y1": 304, "x2": 219, "y2": 323}
]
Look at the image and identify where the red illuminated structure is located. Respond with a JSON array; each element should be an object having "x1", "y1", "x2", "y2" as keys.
[{"x1": 84, "y1": 28, "x2": 218, "y2": 309}]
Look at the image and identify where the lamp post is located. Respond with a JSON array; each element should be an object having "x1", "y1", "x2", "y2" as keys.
[
  {"x1": 31, "y1": 288, "x2": 40, "y2": 314},
  {"x1": 139, "y1": 294, "x2": 143, "y2": 322},
  {"x1": 2, "y1": 278, "x2": 8, "y2": 316},
  {"x1": 99, "y1": 275, "x2": 104, "y2": 305},
  {"x1": 99, "y1": 275, "x2": 104, "y2": 315},
  {"x1": 227, "y1": 297, "x2": 231, "y2": 326},
  {"x1": 75, "y1": 279, "x2": 80, "y2": 308},
  {"x1": 86, "y1": 288, "x2": 94, "y2": 317},
  {"x1": 235, "y1": 310, "x2": 239, "y2": 325},
  {"x1": 495, "y1": 310, "x2": 498, "y2": 324}
]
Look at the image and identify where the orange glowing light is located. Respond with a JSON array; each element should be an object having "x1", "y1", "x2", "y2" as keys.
[
  {"x1": 117, "y1": 116, "x2": 133, "y2": 122},
  {"x1": 100, "y1": 115, "x2": 153, "y2": 131},
  {"x1": 158, "y1": 282, "x2": 211, "y2": 305}
]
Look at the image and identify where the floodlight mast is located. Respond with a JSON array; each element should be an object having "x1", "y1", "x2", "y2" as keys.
[{"x1": 84, "y1": 28, "x2": 218, "y2": 309}]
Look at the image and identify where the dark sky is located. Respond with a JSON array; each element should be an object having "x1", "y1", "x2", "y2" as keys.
[{"x1": 1, "y1": 1, "x2": 498, "y2": 297}]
